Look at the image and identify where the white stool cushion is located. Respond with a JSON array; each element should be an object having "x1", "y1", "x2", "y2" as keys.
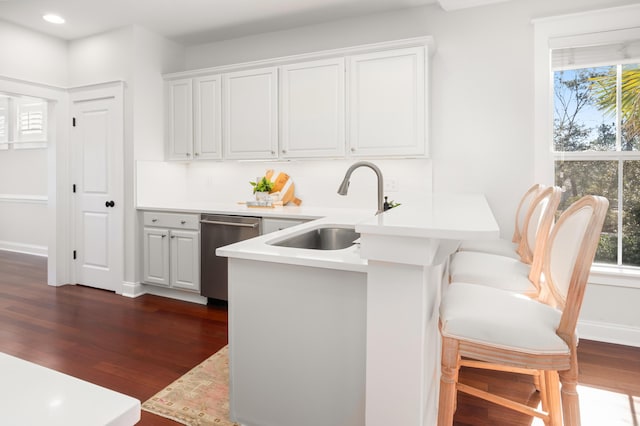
[
  {"x1": 449, "y1": 251, "x2": 536, "y2": 294},
  {"x1": 457, "y1": 238, "x2": 520, "y2": 259},
  {"x1": 440, "y1": 282, "x2": 569, "y2": 355}
]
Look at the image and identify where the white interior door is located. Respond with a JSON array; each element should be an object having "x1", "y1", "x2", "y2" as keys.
[{"x1": 71, "y1": 92, "x2": 123, "y2": 292}]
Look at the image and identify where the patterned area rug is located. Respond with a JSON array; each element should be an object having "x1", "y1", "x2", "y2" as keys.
[{"x1": 142, "y1": 346, "x2": 240, "y2": 426}]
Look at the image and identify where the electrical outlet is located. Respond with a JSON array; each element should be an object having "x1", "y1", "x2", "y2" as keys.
[{"x1": 384, "y1": 178, "x2": 399, "y2": 192}]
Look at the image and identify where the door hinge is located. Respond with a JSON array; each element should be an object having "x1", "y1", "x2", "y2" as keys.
[
  {"x1": 72, "y1": 184, "x2": 76, "y2": 193},
  {"x1": 72, "y1": 117, "x2": 76, "y2": 127},
  {"x1": 73, "y1": 250, "x2": 77, "y2": 260}
]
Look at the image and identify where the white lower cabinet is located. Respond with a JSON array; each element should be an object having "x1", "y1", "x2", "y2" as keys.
[
  {"x1": 142, "y1": 212, "x2": 200, "y2": 293},
  {"x1": 169, "y1": 230, "x2": 200, "y2": 291},
  {"x1": 143, "y1": 228, "x2": 170, "y2": 286}
]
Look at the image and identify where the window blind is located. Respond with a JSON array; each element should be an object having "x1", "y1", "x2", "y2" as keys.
[
  {"x1": 550, "y1": 27, "x2": 640, "y2": 71},
  {"x1": 15, "y1": 98, "x2": 46, "y2": 142},
  {"x1": 0, "y1": 97, "x2": 8, "y2": 144}
]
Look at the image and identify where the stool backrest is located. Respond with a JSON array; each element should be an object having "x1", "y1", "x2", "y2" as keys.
[
  {"x1": 512, "y1": 184, "x2": 544, "y2": 244},
  {"x1": 519, "y1": 186, "x2": 561, "y2": 275},
  {"x1": 543, "y1": 196, "x2": 609, "y2": 340}
]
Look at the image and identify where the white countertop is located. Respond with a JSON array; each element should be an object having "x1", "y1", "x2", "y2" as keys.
[
  {"x1": 216, "y1": 214, "x2": 369, "y2": 272},
  {"x1": 0, "y1": 352, "x2": 140, "y2": 426},
  {"x1": 216, "y1": 193, "x2": 500, "y2": 272},
  {"x1": 137, "y1": 201, "x2": 372, "y2": 220},
  {"x1": 356, "y1": 193, "x2": 500, "y2": 240}
]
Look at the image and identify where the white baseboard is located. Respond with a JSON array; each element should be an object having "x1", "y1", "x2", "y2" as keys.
[
  {"x1": 578, "y1": 319, "x2": 640, "y2": 348},
  {"x1": 121, "y1": 281, "x2": 145, "y2": 298},
  {"x1": 0, "y1": 241, "x2": 47, "y2": 257},
  {"x1": 119, "y1": 281, "x2": 208, "y2": 305}
]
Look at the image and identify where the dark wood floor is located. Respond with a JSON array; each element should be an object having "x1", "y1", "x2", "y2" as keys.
[{"x1": 1, "y1": 250, "x2": 638, "y2": 425}]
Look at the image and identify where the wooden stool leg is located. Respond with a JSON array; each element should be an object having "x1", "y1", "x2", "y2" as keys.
[
  {"x1": 533, "y1": 370, "x2": 541, "y2": 392},
  {"x1": 544, "y1": 370, "x2": 562, "y2": 426},
  {"x1": 537, "y1": 369, "x2": 549, "y2": 415},
  {"x1": 438, "y1": 337, "x2": 460, "y2": 426},
  {"x1": 559, "y1": 362, "x2": 582, "y2": 426}
]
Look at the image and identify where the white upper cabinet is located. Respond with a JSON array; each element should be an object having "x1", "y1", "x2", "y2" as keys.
[
  {"x1": 348, "y1": 46, "x2": 426, "y2": 157},
  {"x1": 164, "y1": 37, "x2": 433, "y2": 160},
  {"x1": 165, "y1": 79, "x2": 193, "y2": 160},
  {"x1": 166, "y1": 75, "x2": 222, "y2": 161},
  {"x1": 223, "y1": 67, "x2": 279, "y2": 160},
  {"x1": 193, "y1": 75, "x2": 222, "y2": 160},
  {"x1": 280, "y1": 58, "x2": 345, "y2": 158}
]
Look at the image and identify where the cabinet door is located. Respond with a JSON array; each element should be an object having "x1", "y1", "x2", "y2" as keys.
[
  {"x1": 170, "y1": 230, "x2": 200, "y2": 292},
  {"x1": 165, "y1": 79, "x2": 194, "y2": 160},
  {"x1": 348, "y1": 47, "x2": 426, "y2": 157},
  {"x1": 223, "y1": 67, "x2": 278, "y2": 159},
  {"x1": 194, "y1": 75, "x2": 222, "y2": 160},
  {"x1": 280, "y1": 58, "x2": 345, "y2": 158},
  {"x1": 143, "y1": 228, "x2": 170, "y2": 287}
]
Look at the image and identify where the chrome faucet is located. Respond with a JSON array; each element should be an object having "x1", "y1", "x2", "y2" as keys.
[{"x1": 337, "y1": 161, "x2": 384, "y2": 215}]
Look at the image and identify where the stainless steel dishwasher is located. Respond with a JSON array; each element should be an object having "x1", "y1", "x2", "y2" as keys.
[{"x1": 200, "y1": 214, "x2": 261, "y2": 301}]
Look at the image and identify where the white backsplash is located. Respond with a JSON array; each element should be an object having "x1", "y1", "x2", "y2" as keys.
[
  {"x1": 136, "y1": 158, "x2": 433, "y2": 209},
  {"x1": 136, "y1": 161, "x2": 190, "y2": 206}
]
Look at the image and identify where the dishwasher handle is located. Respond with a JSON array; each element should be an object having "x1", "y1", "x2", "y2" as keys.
[{"x1": 200, "y1": 219, "x2": 259, "y2": 228}]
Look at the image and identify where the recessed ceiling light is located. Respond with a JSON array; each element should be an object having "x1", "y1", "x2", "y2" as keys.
[{"x1": 43, "y1": 14, "x2": 65, "y2": 24}]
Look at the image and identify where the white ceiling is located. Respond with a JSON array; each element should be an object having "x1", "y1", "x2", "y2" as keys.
[
  {"x1": 0, "y1": 0, "x2": 441, "y2": 45},
  {"x1": 0, "y1": 0, "x2": 514, "y2": 45}
]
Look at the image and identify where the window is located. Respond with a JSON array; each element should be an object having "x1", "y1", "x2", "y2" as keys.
[
  {"x1": 0, "y1": 96, "x2": 8, "y2": 148},
  {"x1": 0, "y1": 94, "x2": 48, "y2": 149},
  {"x1": 552, "y1": 54, "x2": 640, "y2": 267},
  {"x1": 15, "y1": 97, "x2": 47, "y2": 143}
]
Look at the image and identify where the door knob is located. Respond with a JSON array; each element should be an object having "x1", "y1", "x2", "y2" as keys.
[{"x1": 105, "y1": 200, "x2": 115, "y2": 208}]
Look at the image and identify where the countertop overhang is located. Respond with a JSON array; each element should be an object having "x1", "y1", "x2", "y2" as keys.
[
  {"x1": 356, "y1": 193, "x2": 500, "y2": 240},
  {"x1": 214, "y1": 193, "x2": 500, "y2": 273}
]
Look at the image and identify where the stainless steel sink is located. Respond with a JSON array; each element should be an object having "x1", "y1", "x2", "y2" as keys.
[{"x1": 269, "y1": 226, "x2": 360, "y2": 250}]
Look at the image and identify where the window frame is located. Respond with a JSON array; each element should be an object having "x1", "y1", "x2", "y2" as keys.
[
  {"x1": 534, "y1": 4, "x2": 640, "y2": 283},
  {"x1": 0, "y1": 94, "x2": 48, "y2": 150}
]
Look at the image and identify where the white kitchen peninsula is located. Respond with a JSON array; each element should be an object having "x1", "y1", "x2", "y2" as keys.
[
  {"x1": 1, "y1": 352, "x2": 140, "y2": 426},
  {"x1": 217, "y1": 194, "x2": 499, "y2": 426}
]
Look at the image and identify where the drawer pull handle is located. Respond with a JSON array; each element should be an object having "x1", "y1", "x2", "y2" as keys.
[
  {"x1": 181, "y1": 220, "x2": 186, "y2": 224},
  {"x1": 200, "y1": 220, "x2": 259, "y2": 228},
  {"x1": 152, "y1": 218, "x2": 158, "y2": 223}
]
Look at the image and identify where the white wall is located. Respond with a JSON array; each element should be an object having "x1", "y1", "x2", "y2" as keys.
[
  {"x1": 185, "y1": 7, "x2": 432, "y2": 70},
  {"x1": 132, "y1": 26, "x2": 185, "y2": 161},
  {"x1": 0, "y1": 20, "x2": 68, "y2": 87},
  {"x1": 68, "y1": 27, "x2": 133, "y2": 87},
  {"x1": 0, "y1": 148, "x2": 48, "y2": 254},
  {"x1": 0, "y1": 21, "x2": 66, "y2": 256}
]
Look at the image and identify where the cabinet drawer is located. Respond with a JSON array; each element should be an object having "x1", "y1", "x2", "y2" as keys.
[
  {"x1": 261, "y1": 218, "x2": 307, "y2": 234},
  {"x1": 143, "y1": 212, "x2": 200, "y2": 230}
]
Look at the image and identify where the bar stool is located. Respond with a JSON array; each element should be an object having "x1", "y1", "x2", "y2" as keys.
[{"x1": 438, "y1": 195, "x2": 609, "y2": 426}]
